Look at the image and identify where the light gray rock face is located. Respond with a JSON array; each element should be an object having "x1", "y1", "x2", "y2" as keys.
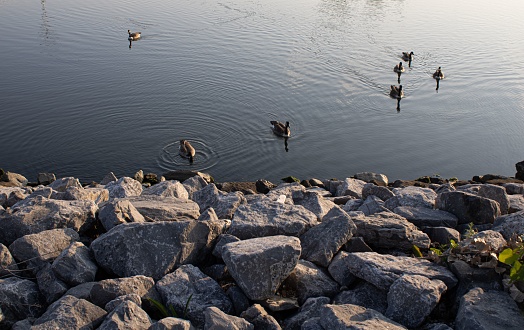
[
  {"x1": 91, "y1": 221, "x2": 223, "y2": 280},
  {"x1": 98, "y1": 199, "x2": 146, "y2": 231},
  {"x1": 358, "y1": 195, "x2": 390, "y2": 215},
  {"x1": 229, "y1": 201, "x2": 317, "y2": 239},
  {"x1": 142, "y1": 181, "x2": 189, "y2": 199},
  {"x1": 319, "y1": 304, "x2": 406, "y2": 330},
  {"x1": 336, "y1": 178, "x2": 367, "y2": 198},
  {"x1": 183, "y1": 175, "x2": 209, "y2": 200},
  {"x1": 104, "y1": 293, "x2": 142, "y2": 312},
  {"x1": 333, "y1": 281, "x2": 388, "y2": 314},
  {"x1": 393, "y1": 206, "x2": 458, "y2": 228},
  {"x1": 300, "y1": 206, "x2": 356, "y2": 267},
  {"x1": 240, "y1": 304, "x2": 281, "y2": 330},
  {"x1": 31, "y1": 295, "x2": 107, "y2": 330},
  {"x1": 0, "y1": 172, "x2": 28, "y2": 187},
  {"x1": 435, "y1": 191, "x2": 501, "y2": 225},
  {"x1": 106, "y1": 177, "x2": 143, "y2": 198},
  {"x1": 0, "y1": 196, "x2": 96, "y2": 245},
  {"x1": 335, "y1": 252, "x2": 458, "y2": 291},
  {"x1": 5, "y1": 190, "x2": 27, "y2": 208},
  {"x1": 508, "y1": 194, "x2": 524, "y2": 213},
  {"x1": 0, "y1": 243, "x2": 18, "y2": 277},
  {"x1": 36, "y1": 264, "x2": 69, "y2": 304},
  {"x1": 282, "y1": 260, "x2": 339, "y2": 305},
  {"x1": 98, "y1": 300, "x2": 152, "y2": 330},
  {"x1": 351, "y1": 212, "x2": 431, "y2": 250},
  {"x1": 354, "y1": 172, "x2": 389, "y2": 186},
  {"x1": 149, "y1": 317, "x2": 195, "y2": 330},
  {"x1": 0, "y1": 187, "x2": 27, "y2": 208},
  {"x1": 266, "y1": 182, "x2": 307, "y2": 204},
  {"x1": 222, "y1": 236, "x2": 301, "y2": 300},
  {"x1": 503, "y1": 182, "x2": 524, "y2": 194},
  {"x1": 204, "y1": 306, "x2": 253, "y2": 330},
  {"x1": 212, "y1": 234, "x2": 241, "y2": 260},
  {"x1": 296, "y1": 191, "x2": 337, "y2": 221},
  {"x1": 51, "y1": 241, "x2": 98, "y2": 286},
  {"x1": 282, "y1": 296, "x2": 330, "y2": 330},
  {"x1": 455, "y1": 288, "x2": 524, "y2": 330},
  {"x1": 89, "y1": 275, "x2": 158, "y2": 308},
  {"x1": 61, "y1": 186, "x2": 109, "y2": 204},
  {"x1": 9, "y1": 228, "x2": 79, "y2": 274},
  {"x1": 129, "y1": 196, "x2": 200, "y2": 222},
  {"x1": 193, "y1": 184, "x2": 246, "y2": 219},
  {"x1": 385, "y1": 275, "x2": 447, "y2": 328},
  {"x1": 156, "y1": 265, "x2": 232, "y2": 328},
  {"x1": 477, "y1": 184, "x2": 510, "y2": 215},
  {"x1": 362, "y1": 183, "x2": 395, "y2": 201},
  {"x1": 0, "y1": 277, "x2": 46, "y2": 328},
  {"x1": 385, "y1": 186, "x2": 438, "y2": 210},
  {"x1": 466, "y1": 230, "x2": 506, "y2": 252},
  {"x1": 65, "y1": 282, "x2": 97, "y2": 300},
  {"x1": 492, "y1": 210, "x2": 524, "y2": 239},
  {"x1": 48, "y1": 177, "x2": 82, "y2": 192},
  {"x1": 198, "y1": 207, "x2": 219, "y2": 221}
]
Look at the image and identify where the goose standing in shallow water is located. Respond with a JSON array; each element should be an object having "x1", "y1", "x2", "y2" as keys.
[
  {"x1": 390, "y1": 85, "x2": 404, "y2": 99},
  {"x1": 179, "y1": 139, "x2": 195, "y2": 163},
  {"x1": 270, "y1": 121, "x2": 291, "y2": 137},
  {"x1": 128, "y1": 30, "x2": 141, "y2": 41},
  {"x1": 402, "y1": 51, "x2": 414, "y2": 61},
  {"x1": 433, "y1": 67, "x2": 445, "y2": 80},
  {"x1": 394, "y1": 62, "x2": 405, "y2": 73}
]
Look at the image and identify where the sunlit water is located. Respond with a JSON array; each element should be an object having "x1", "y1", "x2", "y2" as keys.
[{"x1": 1, "y1": 0, "x2": 524, "y2": 183}]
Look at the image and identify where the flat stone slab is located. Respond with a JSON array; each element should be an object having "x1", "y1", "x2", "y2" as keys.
[
  {"x1": 319, "y1": 304, "x2": 406, "y2": 330},
  {"x1": 393, "y1": 206, "x2": 458, "y2": 228},
  {"x1": 128, "y1": 196, "x2": 200, "y2": 221}
]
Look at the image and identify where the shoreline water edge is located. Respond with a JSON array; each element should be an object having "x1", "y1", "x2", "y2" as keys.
[{"x1": 1, "y1": 163, "x2": 524, "y2": 329}]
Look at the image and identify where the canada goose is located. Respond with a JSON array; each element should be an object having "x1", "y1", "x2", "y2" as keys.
[
  {"x1": 390, "y1": 85, "x2": 404, "y2": 99},
  {"x1": 179, "y1": 139, "x2": 195, "y2": 162},
  {"x1": 394, "y1": 62, "x2": 405, "y2": 73},
  {"x1": 402, "y1": 51, "x2": 414, "y2": 61},
  {"x1": 270, "y1": 121, "x2": 291, "y2": 137},
  {"x1": 128, "y1": 30, "x2": 141, "y2": 41},
  {"x1": 433, "y1": 67, "x2": 445, "y2": 80}
]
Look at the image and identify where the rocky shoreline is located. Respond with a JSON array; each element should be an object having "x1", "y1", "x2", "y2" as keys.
[{"x1": 1, "y1": 164, "x2": 524, "y2": 330}]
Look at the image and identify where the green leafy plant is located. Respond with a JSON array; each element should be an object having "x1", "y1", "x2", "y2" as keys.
[
  {"x1": 499, "y1": 236, "x2": 524, "y2": 283},
  {"x1": 147, "y1": 294, "x2": 193, "y2": 319}
]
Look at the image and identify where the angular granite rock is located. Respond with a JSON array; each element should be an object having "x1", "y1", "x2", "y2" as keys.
[
  {"x1": 229, "y1": 201, "x2": 317, "y2": 239},
  {"x1": 36, "y1": 264, "x2": 69, "y2": 304},
  {"x1": 319, "y1": 304, "x2": 406, "y2": 330},
  {"x1": 333, "y1": 281, "x2": 388, "y2": 314},
  {"x1": 492, "y1": 210, "x2": 524, "y2": 239},
  {"x1": 336, "y1": 178, "x2": 367, "y2": 198},
  {"x1": 282, "y1": 296, "x2": 330, "y2": 330},
  {"x1": 142, "y1": 180, "x2": 189, "y2": 199},
  {"x1": 436, "y1": 191, "x2": 501, "y2": 225},
  {"x1": 393, "y1": 206, "x2": 458, "y2": 228},
  {"x1": 0, "y1": 277, "x2": 46, "y2": 328},
  {"x1": 358, "y1": 195, "x2": 390, "y2": 215},
  {"x1": 51, "y1": 241, "x2": 98, "y2": 286},
  {"x1": 149, "y1": 317, "x2": 195, "y2": 330},
  {"x1": 354, "y1": 172, "x2": 389, "y2": 186},
  {"x1": 91, "y1": 221, "x2": 223, "y2": 280},
  {"x1": 97, "y1": 300, "x2": 151, "y2": 330},
  {"x1": 61, "y1": 186, "x2": 109, "y2": 204},
  {"x1": 333, "y1": 251, "x2": 457, "y2": 291},
  {"x1": 385, "y1": 186, "x2": 437, "y2": 210},
  {"x1": 31, "y1": 295, "x2": 106, "y2": 330},
  {"x1": 296, "y1": 191, "x2": 336, "y2": 221},
  {"x1": 104, "y1": 293, "x2": 142, "y2": 312},
  {"x1": 455, "y1": 288, "x2": 524, "y2": 330},
  {"x1": 48, "y1": 177, "x2": 82, "y2": 192},
  {"x1": 0, "y1": 243, "x2": 19, "y2": 277},
  {"x1": 193, "y1": 184, "x2": 246, "y2": 219},
  {"x1": 204, "y1": 306, "x2": 253, "y2": 330},
  {"x1": 362, "y1": 183, "x2": 395, "y2": 201},
  {"x1": 300, "y1": 206, "x2": 356, "y2": 267},
  {"x1": 266, "y1": 182, "x2": 306, "y2": 204},
  {"x1": 240, "y1": 304, "x2": 281, "y2": 330},
  {"x1": 128, "y1": 195, "x2": 201, "y2": 221},
  {"x1": 385, "y1": 274, "x2": 447, "y2": 328},
  {"x1": 105, "y1": 177, "x2": 143, "y2": 198},
  {"x1": 98, "y1": 199, "x2": 146, "y2": 231},
  {"x1": 89, "y1": 275, "x2": 158, "y2": 308},
  {"x1": 222, "y1": 235, "x2": 301, "y2": 300},
  {"x1": 156, "y1": 265, "x2": 232, "y2": 328}
]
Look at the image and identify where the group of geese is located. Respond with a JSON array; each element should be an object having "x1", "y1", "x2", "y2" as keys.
[{"x1": 389, "y1": 51, "x2": 445, "y2": 103}]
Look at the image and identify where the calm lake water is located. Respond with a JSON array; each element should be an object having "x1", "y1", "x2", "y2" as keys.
[{"x1": 1, "y1": 0, "x2": 524, "y2": 183}]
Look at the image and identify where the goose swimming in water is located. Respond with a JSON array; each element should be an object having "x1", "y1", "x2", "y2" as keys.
[
  {"x1": 128, "y1": 30, "x2": 141, "y2": 41},
  {"x1": 270, "y1": 121, "x2": 291, "y2": 137},
  {"x1": 402, "y1": 51, "x2": 414, "y2": 61},
  {"x1": 179, "y1": 139, "x2": 195, "y2": 163},
  {"x1": 394, "y1": 62, "x2": 405, "y2": 73},
  {"x1": 390, "y1": 85, "x2": 404, "y2": 99},
  {"x1": 433, "y1": 67, "x2": 445, "y2": 80}
]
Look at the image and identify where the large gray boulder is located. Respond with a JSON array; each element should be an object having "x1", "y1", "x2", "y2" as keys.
[
  {"x1": 508, "y1": 194, "x2": 524, "y2": 213},
  {"x1": 9, "y1": 228, "x2": 79, "y2": 274},
  {"x1": 300, "y1": 206, "x2": 356, "y2": 267},
  {"x1": 492, "y1": 210, "x2": 524, "y2": 239},
  {"x1": 393, "y1": 206, "x2": 458, "y2": 228},
  {"x1": 0, "y1": 196, "x2": 96, "y2": 245},
  {"x1": 156, "y1": 265, "x2": 232, "y2": 328},
  {"x1": 436, "y1": 191, "x2": 501, "y2": 225},
  {"x1": 458, "y1": 184, "x2": 510, "y2": 215},
  {"x1": 61, "y1": 186, "x2": 109, "y2": 204},
  {"x1": 282, "y1": 260, "x2": 339, "y2": 304},
  {"x1": 104, "y1": 293, "x2": 142, "y2": 313},
  {"x1": 266, "y1": 182, "x2": 306, "y2": 204},
  {"x1": 228, "y1": 201, "x2": 317, "y2": 239},
  {"x1": 0, "y1": 277, "x2": 46, "y2": 328},
  {"x1": 385, "y1": 186, "x2": 437, "y2": 210},
  {"x1": 354, "y1": 172, "x2": 389, "y2": 186},
  {"x1": 334, "y1": 281, "x2": 388, "y2": 314},
  {"x1": 0, "y1": 172, "x2": 28, "y2": 187},
  {"x1": 48, "y1": 177, "x2": 82, "y2": 192},
  {"x1": 31, "y1": 295, "x2": 106, "y2": 330},
  {"x1": 295, "y1": 191, "x2": 337, "y2": 221},
  {"x1": 98, "y1": 300, "x2": 152, "y2": 330},
  {"x1": 362, "y1": 183, "x2": 394, "y2": 201},
  {"x1": 51, "y1": 241, "x2": 98, "y2": 286},
  {"x1": 89, "y1": 275, "x2": 158, "y2": 308},
  {"x1": 98, "y1": 199, "x2": 146, "y2": 231},
  {"x1": 193, "y1": 184, "x2": 246, "y2": 219},
  {"x1": 222, "y1": 236, "x2": 301, "y2": 300},
  {"x1": 319, "y1": 304, "x2": 406, "y2": 330},
  {"x1": 385, "y1": 275, "x2": 447, "y2": 328},
  {"x1": 105, "y1": 177, "x2": 143, "y2": 198},
  {"x1": 351, "y1": 212, "x2": 431, "y2": 250},
  {"x1": 357, "y1": 195, "x2": 390, "y2": 215},
  {"x1": 455, "y1": 288, "x2": 524, "y2": 330},
  {"x1": 91, "y1": 221, "x2": 224, "y2": 280},
  {"x1": 336, "y1": 178, "x2": 367, "y2": 198},
  {"x1": 333, "y1": 251, "x2": 457, "y2": 291},
  {"x1": 182, "y1": 175, "x2": 209, "y2": 200},
  {"x1": 128, "y1": 195, "x2": 200, "y2": 221},
  {"x1": 142, "y1": 180, "x2": 189, "y2": 199},
  {"x1": 204, "y1": 306, "x2": 253, "y2": 330}
]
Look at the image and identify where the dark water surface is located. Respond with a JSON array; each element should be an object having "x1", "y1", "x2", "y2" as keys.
[{"x1": 1, "y1": 0, "x2": 524, "y2": 183}]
